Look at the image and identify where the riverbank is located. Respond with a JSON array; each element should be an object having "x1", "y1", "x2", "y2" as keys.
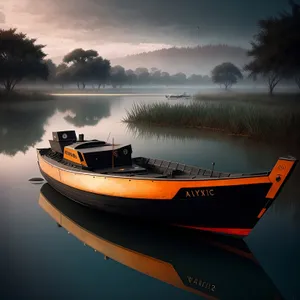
[
  {"x1": 0, "y1": 90, "x2": 54, "y2": 102},
  {"x1": 122, "y1": 99, "x2": 300, "y2": 144},
  {"x1": 194, "y1": 92, "x2": 300, "y2": 106}
]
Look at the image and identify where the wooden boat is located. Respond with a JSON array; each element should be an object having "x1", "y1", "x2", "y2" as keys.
[
  {"x1": 37, "y1": 130, "x2": 298, "y2": 238},
  {"x1": 39, "y1": 183, "x2": 285, "y2": 300},
  {"x1": 165, "y1": 92, "x2": 192, "y2": 99}
]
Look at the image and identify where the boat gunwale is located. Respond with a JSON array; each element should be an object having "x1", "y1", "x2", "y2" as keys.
[{"x1": 37, "y1": 148, "x2": 271, "y2": 183}]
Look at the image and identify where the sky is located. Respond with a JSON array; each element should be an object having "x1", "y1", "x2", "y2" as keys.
[{"x1": 0, "y1": 0, "x2": 294, "y2": 64}]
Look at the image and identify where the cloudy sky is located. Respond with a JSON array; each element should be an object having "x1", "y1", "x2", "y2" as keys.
[{"x1": 0, "y1": 0, "x2": 293, "y2": 63}]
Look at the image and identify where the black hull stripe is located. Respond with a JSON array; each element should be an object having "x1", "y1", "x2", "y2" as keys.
[{"x1": 40, "y1": 168, "x2": 271, "y2": 234}]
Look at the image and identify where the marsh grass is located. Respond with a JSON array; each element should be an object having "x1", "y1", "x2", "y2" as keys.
[
  {"x1": 123, "y1": 100, "x2": 300, "y2": 143},
  {"x1": 194, "y1": 92, "x2": 300, "y2": 106}
]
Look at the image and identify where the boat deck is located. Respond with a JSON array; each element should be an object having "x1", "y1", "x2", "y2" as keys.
[{"x1": 41, "y1": 149, "x2": 270, "y2": 180}]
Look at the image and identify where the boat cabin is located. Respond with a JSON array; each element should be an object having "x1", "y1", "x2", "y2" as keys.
[{"x1": 49, "y1": 130, "x2": 133, "y2": 170}]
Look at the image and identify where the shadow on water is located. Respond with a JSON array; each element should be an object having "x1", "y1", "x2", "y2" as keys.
[
  {"x1": 56, "y1": 96, "x2": 120, "y2": 128},
  {"x1": 0, "y1": 101, "x2": 57, "y2": 156},
  {"x1": 39, "y1": 184, "x2": 283, "y2": 300},
  {"x1": 125, "y1": 122, "x2": 253, "y2": 142},
  {"x1": 37, "y1": 183, "x2": 284, "y2": 300}
]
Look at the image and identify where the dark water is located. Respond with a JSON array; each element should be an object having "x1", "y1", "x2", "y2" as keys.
[{"x1": 1, "y1": 93, "x2": 299, "y2": 300}]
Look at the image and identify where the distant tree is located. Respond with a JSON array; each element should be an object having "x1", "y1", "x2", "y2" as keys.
[
  {"x1": 56, "y1": 69, "x2": 70, "y2": 89},
  {"x1": 244, "y1": 60, "x2": 282, "y2": 95},
  {"x1": 202, "y1": 75, "x2": 211, "y2": 83},
  {"x1": 150, "y1": 67, "x2": 159, "y2": 74},
  {"x1": 171, "y1": 72, "x2": 187, "y2": 85},
  {"x1": 0, "y1": 28, "x2": 49, "y2": 92},
  {"x1": 62, "y1": 48, "x2": 99, "y2": 89},
  {"x1": 63, "y1": 48, "x2": 98, "y2": 64},
  {"x1": 68, "y1": 64, "x2": 88, "y2": 89},
  {"x1": 135, "y1": 67, "x2": 150, "y2": 84},
  {"x1": 211, "y1": 62, "x2": 243, "y2": 89},
  {"x1": 126, "y1": 69, "x2": 137, "y2": 86},
  {"x1": 45, "y1": 59, "x2": 57, "y2": 82},
  {"x1": 244, "y1": 1, "x2": 300, "y2": 94},
  {"x1": 87, "y1": 57, "x2": 111, "y2": 89},
  {"x1": 161, "y1": 72, "x2": 171, "y2": 85},
  {"x1": 150, "y1": 70, "x2": 162, "y2": 84},
  {"x1": 187, "y1": 74, "x2": 203, "y2": 85},
  {"x1": 110, "y1": 65, "x2": 127, "y2": 88},
  {"x1": 56, "y1": 63, "x2": 68, "y2": 73},
  {"x1": 244, "y1": 17, "x2": 286, "y2": 95},
  {"x1": 135, "y1": 67, "x2": 149, "y2": 76},
  {"x1": 55, "y1": 63, "x2": 69, "y2": 88}
]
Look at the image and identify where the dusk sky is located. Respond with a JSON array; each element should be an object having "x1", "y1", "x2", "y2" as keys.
[{"x1": 0, "y1": 0, "x2": 293, "y2": 63}]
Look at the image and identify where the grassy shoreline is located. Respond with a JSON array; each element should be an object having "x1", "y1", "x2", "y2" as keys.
[
  {"x1": 0, "y1": 90, "x2": 55, "y2": 102},
  {"x1": 123, "y1": 98, "x2": 300, "y2": 144},
  {"x1": 194, "y1": 92, "x2": 300, "y2": 105}
]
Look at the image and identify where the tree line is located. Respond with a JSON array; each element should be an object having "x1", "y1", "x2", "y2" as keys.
[
  {"x1": 0, "y1": 1, "x2": 299, "y2": 95},
  {"x1": 49, "y1": 56, "x2": 212, "y2": 89}
]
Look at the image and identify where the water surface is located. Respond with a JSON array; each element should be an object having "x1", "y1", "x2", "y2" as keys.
[{"x1": 1, "y1": 92, "x2": 299, "y2": 300}]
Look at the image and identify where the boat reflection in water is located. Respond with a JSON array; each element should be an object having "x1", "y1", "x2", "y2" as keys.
[{"x1": 39, "y1": 183, "x2": 284, "y2": 300}]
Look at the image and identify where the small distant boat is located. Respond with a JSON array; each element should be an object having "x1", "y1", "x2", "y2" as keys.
[
  {"x1": 39, "y1": 183, "x2": 284, "y2": 300},
  {"x1": 165, "y1": 92, "x2": 192, "y2": 99},
  {"x1": 36, "y1": 130, "x2": 298, "y2": 237}
]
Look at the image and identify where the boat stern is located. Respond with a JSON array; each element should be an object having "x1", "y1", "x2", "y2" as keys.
[{"x1": 266, "y1": 156, "x2": 298, "y2": 200}]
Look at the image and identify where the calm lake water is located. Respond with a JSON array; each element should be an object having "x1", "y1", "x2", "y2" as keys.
[{"x1": 1, "y1": 91, "x2": 300, "y2": 300}]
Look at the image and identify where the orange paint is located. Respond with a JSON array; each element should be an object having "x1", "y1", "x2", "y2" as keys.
[
  {"x1": 38, "y1": 153, "x2": 271, "y2": 200},
  {"x1": 210, "y1": 242, "x2": 257, "y2": 262},
  {"x1": 174, "y1": 225, "x2": 251, "y2": 236},
  {"x1": 39, "y1": 193, "x2": 219, "y2": 300},
  {"x1": 257, "y1": 208, "x2": 267, "y2": 219},
  {"x1": 63, "y1": 147, "x2": 88, "y2": 167},
  {"x1": 63, "y1": 147, "x2": 81, "y2": 164},
  {"x1": 266, "y1": 157, "x2": 297, "y2": 199}
]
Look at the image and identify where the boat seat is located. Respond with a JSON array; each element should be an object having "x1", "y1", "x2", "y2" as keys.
[
  {"x1": 168, "y1": 162, "x2": 180, "y2": 170},
  {"x1": 229, "y1": 173, "x2": 243, "y2": 177},
  {"x1": 154, "y1": 159, "x2": 164, "y2": 167},
  {"x1": 143, "y1": 157, "x2": 235, "y2": 179},
  {"x1": 163, "y1": 169, "x2": 177, "y2": 178},
  {"x1": 147, "y1": 158, "x2": 156, "y2": 165},
  {"x1": 202, "y1": 170, "x2": 213, "y2": 176},
  {"x1": 219, "y1": 172, "x2": 230, "y2": 177}
]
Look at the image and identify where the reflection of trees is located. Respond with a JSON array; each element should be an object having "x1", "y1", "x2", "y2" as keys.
[
  {"x1": 56, "y1": 97, "x2": 116, "y2": 127},
  {"x1": 0, "y1": 102, "x2": 56, "y2": 156}
]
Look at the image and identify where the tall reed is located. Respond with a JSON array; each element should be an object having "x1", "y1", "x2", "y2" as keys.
[{"x1": 123, "y1": 100, "x2": 300, "y2": 143}]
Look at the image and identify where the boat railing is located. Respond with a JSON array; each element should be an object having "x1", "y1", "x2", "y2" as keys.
[
  {"x1": 144, "y1": 157, "x2": 231, "y2": 178},
  {"x1": 142, "y1": 157, "x2": 270, "y2": 179}
]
